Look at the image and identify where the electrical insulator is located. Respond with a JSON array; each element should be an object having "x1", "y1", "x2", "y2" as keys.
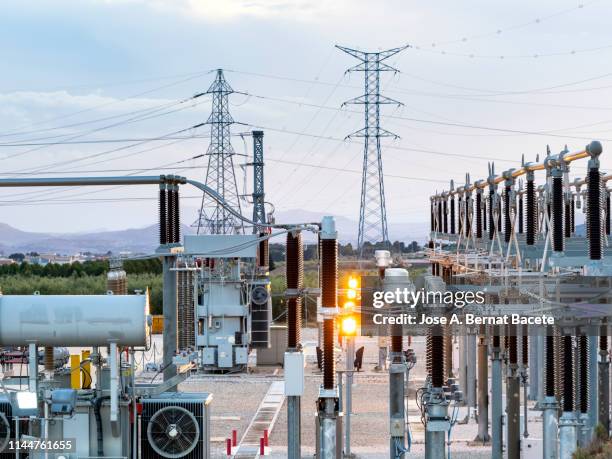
[
  {"x1": 562, "y1": 335, "x2": 574, "y2": 412},
  {"x1": 588, "y1": 167, "x2": 603, "y2": 260},
  {"x1": 504, "y1": 186, "x2": 512, "y2": 243},
  {"x1": 286, "y1": 231, "x2": 304, "y2": 350},
  {"x1": 518, "y1": 193, "x2": 524, "y2": 234},
  {"x1": 526, "y1": 176, "x2": 536, "y2": 246},
  {"x1": 551, "y1": 174, "x2": 564, "y2": 252},
  {"x1": 489, "y1": 189, "x2": 495, "y2": 241},
  {"x1": 476, "y1": 192, "x2": 482, "y2": 239},
  {"x1": 450, "y1": 196, "x2": 456, "y2": 234}
]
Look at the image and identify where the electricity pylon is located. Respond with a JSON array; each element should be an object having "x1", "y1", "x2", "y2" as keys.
[
  {"x1": 336, "y1": 44, "x2": 409, "y2": 256},
  {"x1": 193, "y1": 69, "x2": 244, "y2": 234}
]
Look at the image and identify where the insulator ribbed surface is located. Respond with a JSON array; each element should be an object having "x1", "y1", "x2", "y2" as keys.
[
  {"x1": 391, "y1": 334, "x2": 402, "y2": 355},
  {"x1": 320, "y1": 238, "x2": 337, "y2": 390},
  {"x1": 508, "y1": 324, "x2": 518, "y2": 364},
  {"x1": 600, "y1": 329, "x2": 608, "y2": 352},
  {"x1": 430, "y1": 326, "x2": 445, "y2": 388},
  {"x1": 504, "y1": 186, "x2": 512, "y2": 243},
  {"x1": 323, "y1": 318, "x2": 334, "y2": 389},
  {"x1": 167, "y1": 189, "x2": 175, "y2": 244},
  {"x1": 563, "y1": 335, "x2": 574, "y2": 412},
  {"x1": 588, "y1": 168, "x2": 603, "y2": 260},
  {"x1": 607, "y1": 192, "x2": 611, "y2": 236},
  {"x1": 443, "y1": 199, "x2": 448, "y2": 233},
  {"x1": 107, "y1": 270, "x2": 128, "y2": 295},
  {"x1": 570, "y1": 196, "x2": 576, "y2": 234},
  {"x1": 518, "y1": 195, "x2": 523, "y2": 234},
  {"x1": 177, "y1": 268, "x2": 195, "y2": 350},
  {"x1": 552, "y1": 176, "x2": 564, "y2": 252},
  {"x1": 430, "y1": 202, "x2": 434, "y2": 231},
  {"x1": 464, "y1": 195, "x2": 471, "y2": 236},
  {"x1": 579, "y1": 335, "x2": 589, "y2": 414},
  {"x1": 159, "y1": 188, "x2": 167, "y2": 245},
  {"x1": 546, "y1": 331, "x2": 555, "y2": 397},
  {"x1": 438, "y1": 200, "x2": 443, "y2": 233},
  {"x1": 564, "y1": 202, "x2": 571, "y2": 238},
  {"x1": 483, "y1": 198, "x2": 487, "y2": 232},
  {"x1": 476, "y1": 193, "x2": 482, "y2": 239},
  {"x1": 458, "y1": 197, "x2": 463, "y2": 234},
  {"x1": 286, "y1": 232, "x2": 304, "y2": 349},
  {"x1": 489, "y1": 190, "x2": 495, "y2": 240},
  {"x1": 173, "y1": 187, "x2": 180, "y2": 243},
  {"x1": 526, "y1": 179, "x2": 536, "y2": 245},
  {"x1": 259, "y1": 236, "x2": 269, "y2": 267},
  {"x1": 450, "y1": 197, "x2": 456, "y2": 234},
  {"x1": 522, "y1": 325, "x2": 528, "y2": 366},
  {"x1": 44, "y1": 346, "x2": 54, "y2": 372}
]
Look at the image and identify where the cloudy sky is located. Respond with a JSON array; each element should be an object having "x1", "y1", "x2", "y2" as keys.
[{"x1": 1, "y1": 0, "x2": 611, "y2": 239}]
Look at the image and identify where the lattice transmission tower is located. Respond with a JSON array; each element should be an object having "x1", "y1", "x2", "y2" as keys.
[
  {"x1": 193, "y1": 69, "x2": 244, "y2": 234},
  {"x1": 336, "y1": 45, "x2": 408, "y2": 254}
]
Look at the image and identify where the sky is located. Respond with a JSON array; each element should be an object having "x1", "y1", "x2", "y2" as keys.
[{"x1": 0, "y1": 0, "x2": 611, "y2": 240}]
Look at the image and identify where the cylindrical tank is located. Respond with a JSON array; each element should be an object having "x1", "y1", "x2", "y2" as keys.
[{"x1": 0, "y1": 294, "x2": 149, "y2": 346}]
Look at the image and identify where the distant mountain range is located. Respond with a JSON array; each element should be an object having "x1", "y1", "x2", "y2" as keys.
[{"x1": 0, "y1": 210, "x2": 429, "y2": 255}]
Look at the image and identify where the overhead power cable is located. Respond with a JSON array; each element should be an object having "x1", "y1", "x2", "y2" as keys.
[{"x1": 0, "y1": 70, "x2": 213, "y2": 138}]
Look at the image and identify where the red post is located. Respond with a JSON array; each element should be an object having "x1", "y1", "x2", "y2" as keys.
[
  {"x1": 226, "y1": 438, "x2": 231, "y2": 456},
  {"x1": 232, "y1": 429, "x2": 237, "y2": 447},
  {"x1": 263, "y1": 429, "x2": 269, "y2": 447},
  {"x1": 260, "y1": 437, "x2": 265, "y2": 455}
]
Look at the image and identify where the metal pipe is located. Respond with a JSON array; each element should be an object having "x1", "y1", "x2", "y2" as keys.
[
  {"x1": 0, "y1": 175, "x2": 184, "y2": 187},
  {"x1": 543, "y1": 330, "x2": 558, "y2": 459},
  {"x1": 162, "y1": 255, "x2": 178, "y2": 389},
  {"x1": 599, "y1": 326, "x2": 610, "y2": 432},
  {"x1": 559, "y1": 335, "x2": 577, "y2": 459},
  {"x1": 474, "y1": 330, "x2": 490, "y2": 443},
  {"x1": 506, "y1": 326, "x2": 520, "y2": 459},
  {"x1": 491, "y1": 331, "x2": 503, "y2": 459}
]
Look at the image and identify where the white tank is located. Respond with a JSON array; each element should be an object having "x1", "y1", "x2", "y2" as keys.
[{"x1": 0, "y1": 294, "x2": 150, "y2": 346}]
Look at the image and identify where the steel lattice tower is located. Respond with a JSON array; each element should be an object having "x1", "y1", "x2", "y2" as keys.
[
  {"x1": 251, "y1": 131, "x2": 266, "y2": 233},
  {"x1": 193, "y1": 69, "x2": 244, "y2": 234},
  {"x1": 337, "y1": 45, "x2": 408, "y2": 254}
]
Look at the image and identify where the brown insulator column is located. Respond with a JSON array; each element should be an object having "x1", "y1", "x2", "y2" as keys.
[
  {"x1": 286, "y1": 232, "x2": 303, "y2": 350},
  {"x1": 44, "y1": 347, "x2": 54, "y2": 372},
  {"x1": 172, "y1": 184, "x2": 181, "y2": 243},
  {"x1": 430, "y1": 325, "x2": 445, "y2": 388},
  {"x1": 551, "y1": 171, "x2": 565, "y2": 252},
  {"x1": 159, "y1": 183, "x2": 168, "y2": 245},
  {"x1": 320, "y1": 219, "x2": 337, "y2": 390},
  {"x1": 587, "y1": 141, "x2": 604, "y2": 260},
  {"x1": 450, "y1": 196, "x2": 456, "y2": 234}
]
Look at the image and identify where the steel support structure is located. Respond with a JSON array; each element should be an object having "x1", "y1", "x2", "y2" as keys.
[
  {"x1": 336, "y1": 44, "x2": 408, "y2": 255},
  {"x1": 194, "y1": 69, "x2": 244, "y2": 234}
]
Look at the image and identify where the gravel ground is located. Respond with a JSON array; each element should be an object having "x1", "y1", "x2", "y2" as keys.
[{"x1": 138, "y1": 330, "x2": 546, "y2": 458}]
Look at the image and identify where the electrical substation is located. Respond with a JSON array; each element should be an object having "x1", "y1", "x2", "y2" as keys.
[{"x1": 0, "y1": 43, "x2": 611, "y2": 459}]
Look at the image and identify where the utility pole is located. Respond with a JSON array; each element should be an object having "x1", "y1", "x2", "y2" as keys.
[
  {"x1": 336, "y1": 44, "x2": 409, "y2": 257},
  {"x1": 193, "y1": 69, "x2": 244, "y2": 234}
]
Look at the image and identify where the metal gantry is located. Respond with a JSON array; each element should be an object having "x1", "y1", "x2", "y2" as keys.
[
  {"x1": 336, "y1": 44, "x2": 409, "y2": 255},
  {"x1": 251, "y1": 130, "x2": 266, "y2": 233},
  {"x1": 194, "y1": 69, "x2": 244, "y2": 235}
]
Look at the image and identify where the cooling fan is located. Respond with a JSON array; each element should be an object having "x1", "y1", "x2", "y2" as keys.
[
  {"x1": 251, "y1": 285, "x2": 269, "y2": 306},
  {"x1": 146, "y1": 405, "x2": 200, "y2": 458},
  {"x1": 0, "y1": 412, "x2": 10, "y2": 453}
]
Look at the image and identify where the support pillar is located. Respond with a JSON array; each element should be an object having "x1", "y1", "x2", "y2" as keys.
[
  {"x1": 162, "y1": 255, "x2": 178, "y2": 388},
  {"x1": 491, "y1": 339, "x2": 503, "y2": 459},
  {"x1": 474, "y1": 332, "x2": 490, "y2": 443}
]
